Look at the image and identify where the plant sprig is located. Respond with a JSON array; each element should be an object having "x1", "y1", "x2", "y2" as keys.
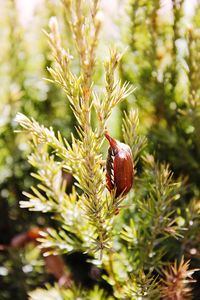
[{"x1": 16, "y1": 0, "x2": 137, "y2": 258}]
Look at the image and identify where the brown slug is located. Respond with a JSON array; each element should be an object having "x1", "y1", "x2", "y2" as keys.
[{"x1": 105, "y1": 132, "x2": 134, "y2": 198}]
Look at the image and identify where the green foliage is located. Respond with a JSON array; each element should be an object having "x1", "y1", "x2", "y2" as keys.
[
  {"x1": 121, "y1": 0, "x2": 200, "y2": 297},
  {"x1": 16, "y1": 0, "x2": 135, "y2": 257},
  {"x1": 29, "y1": 284, "x2": 114, "y2": 300},
  {"x1": 1, "y1": 0, "x2": 199, "y2": 299},
  {"x1": 123, "y1": 0, "x2": 200, "y2": 187},
  {"x1": 122, "y1": 109, "x2": 147, "y2": 162},
  {"x1": 0, "y1": 0, "x2": 76, "y2": 299}
]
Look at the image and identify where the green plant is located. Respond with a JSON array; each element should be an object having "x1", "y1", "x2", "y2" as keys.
[
  {"x1": 120, "y1": 0, "x2": 200, "y2": 297},
  {"x1": 15, "y1": 1, "x2": 198, "y2": 299},
  {"x1": 0, "y1": 1, "x2": 76, "y2": 299}
]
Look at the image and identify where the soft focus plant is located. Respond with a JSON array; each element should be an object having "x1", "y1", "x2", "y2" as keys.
[
  {"x1": 15, "y1": 0, "x2": 198, "y2": 299},
  {"x1": 0, "y1": 0, "x2": 76, "y2": 299},
  {"x1": 121, "y1": 0, "x2": 200, "y2": 297}
]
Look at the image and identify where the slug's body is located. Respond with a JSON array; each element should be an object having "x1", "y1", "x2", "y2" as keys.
[{"x1": 105, "y1": 133, "x2": 134, "y2": 198}]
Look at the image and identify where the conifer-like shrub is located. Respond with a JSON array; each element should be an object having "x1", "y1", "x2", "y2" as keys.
[{"x1": 1, "y1": 0, "x2": 199, "y2": 299}]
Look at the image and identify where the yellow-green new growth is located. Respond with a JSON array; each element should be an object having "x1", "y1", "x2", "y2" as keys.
[{"x1": 16, "y1": 0, "x2": 136, "y2": 259}]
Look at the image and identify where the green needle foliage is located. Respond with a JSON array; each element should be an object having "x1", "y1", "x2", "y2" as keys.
[
  {"x1": 16, "y1": 0, "x2": 135, "y2": 257},
  {"x1": 120, "y1": 0, "x2": 200, "y2": 298},
  {"x1": 14, "y1": 0, "x2": 198, "y2": 299},
  {"x1": 0, "y1": 0, "x2": 76, "y2": 299},
  {"x1": 122, "y1": 0, "x2": 200, "y2": 187}
]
